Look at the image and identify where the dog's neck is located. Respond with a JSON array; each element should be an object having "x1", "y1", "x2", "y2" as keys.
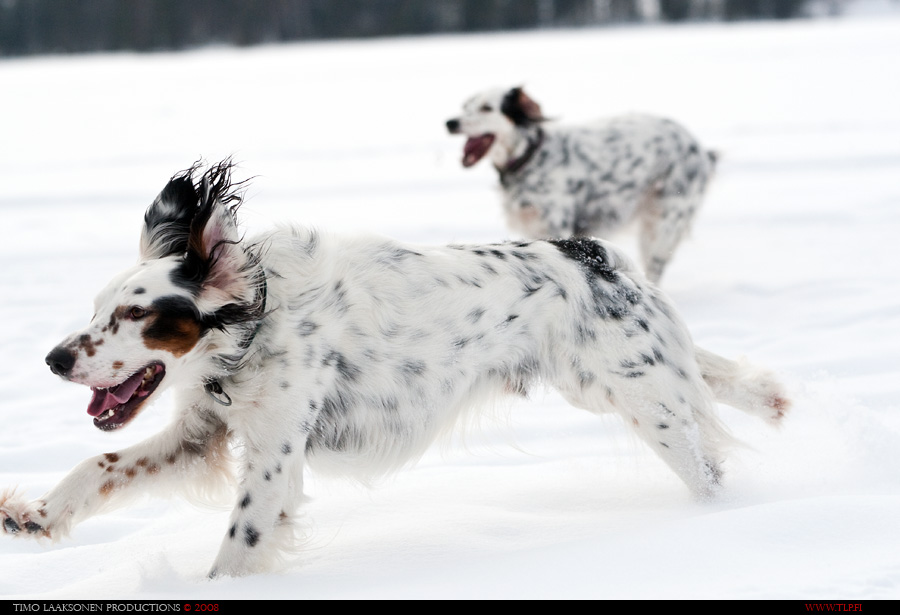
[
  {"x1": 492, "y1": 125, "x2": 544, "y2": 179},
  {"x1": 203, "y1": 259, "x2": 268, "y2": 406}
]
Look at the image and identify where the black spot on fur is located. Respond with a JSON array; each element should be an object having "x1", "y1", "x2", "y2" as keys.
[
  {"x1": 282, "y1": 442, "x2": 292, "y2": 455},
  {"x1": 240, "y1": 493, "x2": 251, "y2": 508},
  {"x1": 550, "y1": 238, "x2": 641, "y2": 320},
  {"x1": 400, "y1": 359, "x2": 427, "y2": 377},
  {"x1": 578, "y1": 371, "x2": 596, "y2": 388},
  {"x1": 24, "y1": 521, "x2": 43, "y2": 534},
  {"x1": 244, "y1": 524, "x2": 260, "y2": 547},
  {"x1": 322, "y1": 350, "x2": 360, "y2": 381},
  {"x1": 467, "y1": 308, "x2": 486, "y2": 323},
  {"x1": 133, "y1": 287, "x2": 146, "y2": 295},
  {"x1": 481, "y1": 262, "x2": 498, "y2": 275},
  {"x1": 229, "y1": 524, "x2": 236, "y2": 539},
  {"x1": 522, "y1": 283, "x2": 542, "y2": 297},
  {"x1": 550, "y1": 238, "x2": 617, "y2": 284},
  {"x1": 297, "y1": 321, "x2": 319, "y2": 336},
  {"x1": 657, "y1": 423, "x2": 669, "y2": 430},
  {"x1": 381, "y1": 247, "x2": 423, "y2": 264}
]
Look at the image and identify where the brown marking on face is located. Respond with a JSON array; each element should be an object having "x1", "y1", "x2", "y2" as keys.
[
  {"x1": 98, "y1": 461, "x2": 105, "y2": 468},
  {"x1": 147, "y1": 463, "x2": 160, "y2": 475},
  {"x1": 142, "y1": 314, "x2": 202, "y2": 357},
  {"x1": 125, "y1": 467, "x2": 136, "y2": 478},
  {"x1": 136, "y1": 457, "x2": 149, "y2": 467},
  {"x1": 38, "y1": 508, "x2": 47, "y2": 518},
  {"x1": 104, "y1": 452, "x2": 120, "y2": 463},
  {"x1": 106, "y1": 466, "x2": 114, "y2": 473},
  {"x1": 77, "y1": 334, "x2": 104, "y2": 357},
  {"x1": 112, "y1": 361, "x2": 124, "y2": 371},
  {"x1": 107, "y1": 310, "x2": 122, "y2": 335},
  {"x1": 166, "y1": 453, "x2": 178, "y2": 465}
]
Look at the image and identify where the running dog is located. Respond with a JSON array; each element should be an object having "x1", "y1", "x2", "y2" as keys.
[
  {"x1": 446, "y1": 87, "x2": 717, "y2": 282},
  {"x1": 0, "y1": 161, "x2": 786, "y2": 577}
]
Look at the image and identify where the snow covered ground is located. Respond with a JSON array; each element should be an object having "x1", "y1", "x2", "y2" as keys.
[{"x1": 1, "y1": 14, "x2": 899, "y2": 600}]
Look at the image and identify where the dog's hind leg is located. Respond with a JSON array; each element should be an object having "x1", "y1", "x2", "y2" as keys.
[
  {"x1": 574, "y1": 387, "x2": 727, "y2": 498},
  {"x1": 639, "y1": 152, "x2": 714, "y2": 283},
  {"x1": 695, "y1": 345, "x2": 791, "y2": 424},
  {"x1": 553, "y1": 354, "x2": 730, "y2": 498},
  {"x1": 638, "y1": 191, "x2": 703, "y2": 284},
  {"x1": 1, "y1": 407, "x2": 231, "y2": 541}
]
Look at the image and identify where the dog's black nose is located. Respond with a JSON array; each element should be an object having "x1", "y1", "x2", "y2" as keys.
[
  {"x1": 446, "y1": 118, "x2": 460, "y2": 134},
  {"x1": 46, "y1": 346, "x2": 76, "y2": 378}
]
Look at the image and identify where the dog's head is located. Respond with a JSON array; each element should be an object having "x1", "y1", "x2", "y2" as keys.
[
  {"x1": 445, "y1": 86, "x2": 545, "y2": 168},
  {"x1": 45, "y1": 161, "x2": 266, "y2": 431}
]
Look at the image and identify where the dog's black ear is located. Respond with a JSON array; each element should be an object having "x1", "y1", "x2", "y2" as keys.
[
  {"x1": 501, "y1": 87, "x2": 545, "y2": 126},
  {"x1": 176, "y1": 161, "x2": 261, "y2": 315},
  {"x1": 140, "y1": 166, "x2": 201, "y2": 260}
]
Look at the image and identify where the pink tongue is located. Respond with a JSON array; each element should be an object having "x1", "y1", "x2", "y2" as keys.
[
  {"x1": 87, "y1": 369, "x2": 145, "y2": 417},
  {"x1": 463, "y1": 135, "x2": 494, "y2": 167}
]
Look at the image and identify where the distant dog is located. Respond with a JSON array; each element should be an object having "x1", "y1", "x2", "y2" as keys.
[
  {"x1": 446, "y1": 87, "x2": 717, "y2": 282},
  {"x1": 1, "y1": 161, "x2": 786, "y2": 577}
]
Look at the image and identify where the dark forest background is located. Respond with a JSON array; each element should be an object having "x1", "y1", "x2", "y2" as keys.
[{"x1": 1, "y1": 0, "x2": 820, "y2": 57}]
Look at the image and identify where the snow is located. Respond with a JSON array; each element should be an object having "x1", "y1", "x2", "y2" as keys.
[{"x1": 1, "y1": 15, "x2": 899, "y2": 600}]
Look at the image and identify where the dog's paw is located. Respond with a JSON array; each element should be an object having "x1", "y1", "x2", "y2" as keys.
[
  {"x1": 766, "y1": 391, "x2": 792, "y2": 423},
  {"x1": 746, "y1": 371, "x2": 792, "y2": 425},
  {"x1": 0, "y1": 489, "x2": 51, "y2": 539}
]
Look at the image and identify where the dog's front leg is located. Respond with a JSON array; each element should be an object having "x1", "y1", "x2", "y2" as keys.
[
  {"x1": 208, "y1": 428, "x2": 307, "y2": 578},
  {"x1": 1, "y1": 407, "x2": 230, "y2": 541}
]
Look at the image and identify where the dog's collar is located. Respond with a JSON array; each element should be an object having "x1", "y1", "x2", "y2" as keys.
[
  {"x1": 498, "y1": 128, "x2": 544, "y2": 183},
  {"x1": 204, "y1": 379, "x2": 232, "y2": 406}
]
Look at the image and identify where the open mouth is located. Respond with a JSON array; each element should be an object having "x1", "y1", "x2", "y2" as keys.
[
  {"x1": 87, "y1": 363, "x2": 165, "y2": 431},
  {"x1": 462, "y1": 134, "x2": 495, "y2": 167}
]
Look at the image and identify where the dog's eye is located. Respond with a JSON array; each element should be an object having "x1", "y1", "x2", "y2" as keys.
[
  {"x1": 480, "y1": 104, "x2": 493, "y2": 112},
  {"x1": 129, "y1": 306, "x2": 148, "y2": 320}
]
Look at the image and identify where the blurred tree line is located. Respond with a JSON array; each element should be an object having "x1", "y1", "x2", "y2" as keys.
[{"x1": 0, "y1": 0, "x2": 812, "y2": 57}]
